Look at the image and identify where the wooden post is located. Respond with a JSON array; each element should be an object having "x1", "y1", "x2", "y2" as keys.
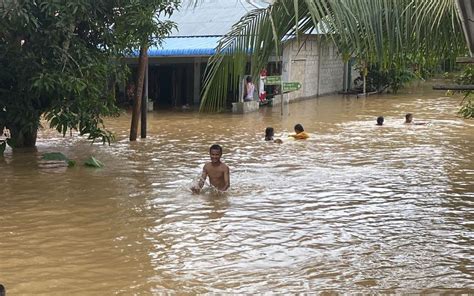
[
  {"x1": 317, "y1": 36, "x2": 322, "y2": 96},
  {"x1": 362, "y1": 62, "x2": 367, "y2": 96},
  {"x1": 130, "y1": 45, "x2": 148, "y2": 141},
  {"x1": 140, "y1": 62, "x2": 149, "y2": 139},
  {"x1": 193, "y1": 58, "x2": 201, "y2": 105},
  {"x1": 280, "y1": 80, "x2": 284, "y2": 116}
]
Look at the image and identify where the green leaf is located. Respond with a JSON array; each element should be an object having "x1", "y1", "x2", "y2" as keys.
[
  {"x1": 42, "y1": 152, "x2": 69, "y2": 161},
  {"x1": 84, "y1": 156, "x2": 104, "y2": 168},
  {"x1": 6, "y1": 138, "x2": 15, "y2": 148},
  {"x1": 42, "y1": 152, "x2": 76, "y2": 167}
]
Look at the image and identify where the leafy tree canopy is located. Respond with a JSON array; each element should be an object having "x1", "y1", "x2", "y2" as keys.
[{"x1": 0, "y1": 0, "x2": 179, "y2": 149}]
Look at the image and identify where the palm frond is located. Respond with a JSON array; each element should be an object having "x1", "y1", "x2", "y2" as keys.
[{"x1": 200, "y1": 0, "x2": 467, "y2": 112}]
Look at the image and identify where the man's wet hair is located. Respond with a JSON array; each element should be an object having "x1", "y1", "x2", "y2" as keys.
[
  {"x1": 209, "y1": 144, "x2": 222, "y2": 154},
  {"x1": 294, "y1": 124, "x2": 304, "y2": 133},
  {"x1": 405, "y1": 113, "x2": 413, "y2": 120},
  {"x1": 265, "y1": 127, "x2": 274, "y2": 140},
  {"x1": 0, "y1": 284, "x2": 5, "y2": 296},
  {"x1": 377, "y1": 116, "x2": 384, "y2": 125}
]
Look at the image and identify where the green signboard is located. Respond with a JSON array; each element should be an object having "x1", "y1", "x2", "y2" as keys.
[
  {"x1": 282, "y1": 82, "x2": 302, "y2": 92},
  {"x1": 265, "y1": 76, "x2": 281, "y2": 85}
]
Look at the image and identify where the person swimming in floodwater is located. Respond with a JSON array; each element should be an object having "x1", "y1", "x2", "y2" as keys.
[
  {"x1": 265, "y1": 127, "x2": 283, "y2": 143},
  {"x1": 405, "y1": 113, "x2": 427, "y2": 125},
  {"x1": 376, "y1": 116, "x2": 384, "y2": 126},
  {"x1": 289, "y1": 123, "x2": 309, "y2": 139},
  {"x1": 265, "y1": 127, "x2": 274, "y2": 141},
  {"x1": 191, "y1": 144, "x2": 230, "y2": 194}
]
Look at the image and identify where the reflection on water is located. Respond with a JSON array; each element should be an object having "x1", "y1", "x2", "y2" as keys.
[{"x1": 1, "y1": 83, "x2": 473, "y2": 294}]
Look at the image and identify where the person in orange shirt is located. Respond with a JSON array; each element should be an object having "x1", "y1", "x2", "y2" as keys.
[{"x1": 289, "y1": 124, "x2": 309, "y2": 139}]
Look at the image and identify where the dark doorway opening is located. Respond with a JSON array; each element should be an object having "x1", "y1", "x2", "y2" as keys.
[{"x1": 148, "y1": 64, "x2": 194, "y2": 110}]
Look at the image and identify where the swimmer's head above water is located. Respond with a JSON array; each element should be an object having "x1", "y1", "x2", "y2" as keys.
[
  {"x1": 294, "y1": 124, "x2": 304, "y2": 133},
  {"x1": 376, "y1": 116, "x2": 384, "y2": 125},
  {"x1": 265, "y1": 127, "x2": 274, "y2": 141}
]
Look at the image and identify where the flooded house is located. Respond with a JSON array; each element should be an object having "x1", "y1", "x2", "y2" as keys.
[{"x1": 123, "y1": 0, "x2": 354, "y2": 111}]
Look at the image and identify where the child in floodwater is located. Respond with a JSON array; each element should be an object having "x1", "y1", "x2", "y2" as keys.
[
  {"x1": 376, "y1": 116, "x2": 384, "y2": 125},
  {"x1": 265, "y1": 127, "x2": 283, "y2": 143},
  {"x1": 191, "y1": 144, "x2": 230, "y2": 194},
  {"x1": 405, "y1": 113, "x2": 427, "y2": 125},
  {"x1": 289, "y1": 124, "x2": 309, "y2": 139}
]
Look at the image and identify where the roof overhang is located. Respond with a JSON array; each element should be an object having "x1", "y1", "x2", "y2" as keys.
[{"x1": 129, "y1": 36, "x2": 221, "y2": 58}]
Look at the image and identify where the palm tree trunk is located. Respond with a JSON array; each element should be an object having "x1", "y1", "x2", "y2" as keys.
[{"x1": 130, "y1": 45, "x2": 148, "y2": 141}]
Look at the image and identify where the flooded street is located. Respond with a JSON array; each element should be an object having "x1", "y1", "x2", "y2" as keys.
[{"x1": 1, "y1": 82, "x2": 473, "y2": 294}]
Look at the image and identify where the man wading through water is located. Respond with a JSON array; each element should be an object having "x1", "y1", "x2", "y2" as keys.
[{"x1": 191, "y1": 144, "x2": 230, "y2": 194}]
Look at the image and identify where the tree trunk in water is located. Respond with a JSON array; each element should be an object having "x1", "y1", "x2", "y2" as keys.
[
  {"x1": 9, "y1": 125, "x2": 38, "y2": 148},
  {"x1": 141, "y1": 62, "x2": 148, "y2": 139},
  {"x1": 130, "y1": 45, "x2": 148, "y2": 141}
]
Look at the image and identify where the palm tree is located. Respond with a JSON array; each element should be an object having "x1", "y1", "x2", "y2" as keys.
[{"x1": 199, "y1": 0, "x2": 467, "y2": 112}]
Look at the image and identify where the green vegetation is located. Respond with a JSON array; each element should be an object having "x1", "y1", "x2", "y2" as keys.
[
  {"x1": 0, "y1": 0, "x2": 178, "y2": 150},
  {"x1": 84, "y1": 156, "x2": 104, "y2": 168},
  {"x1": 0, "y1": 141, "x2": 5, "y2": 155},
  {"x1": 354, "y1": 65, "x2": 417, "y2": 94},
  {"x1": 456, "y1": 66, "x2": 474, "y2": 118},
  {"x1": 42, "y1": 152, "x2": 76, "y2": 167},
  {"x1": 42, "y1": 152, "x2": 104, "y2": 168},
  {"x1": 200, "y1": 0, "x2": 467, "y2": 112}
]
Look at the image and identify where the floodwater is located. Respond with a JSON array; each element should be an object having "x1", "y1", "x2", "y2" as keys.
[{"x1": 1, "y1": 82, "x2": 473, "y2": 294}]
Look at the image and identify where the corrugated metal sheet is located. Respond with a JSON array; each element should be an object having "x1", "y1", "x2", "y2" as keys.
[
  {"x1": 147, "y1": 36, "x2": 220, "y2": 57},
  {"x1": 132, "y1": 1, "x2": 271, "y2": 57},
  {"x1": 168, "y1": 0, "x2": 269, "y2": 36}
]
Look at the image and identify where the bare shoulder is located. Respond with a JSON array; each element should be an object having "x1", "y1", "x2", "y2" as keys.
[
  {"x1": 221, "y1": 162, "x2": 230, "y2": 171},
  {"x1": 203, "y1": 162, "x2": 212, "y2": 171}
]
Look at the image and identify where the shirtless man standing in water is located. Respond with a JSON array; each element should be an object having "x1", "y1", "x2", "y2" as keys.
[{"x1": 192, "y1": 144, "x2": 230, "y2": 194}]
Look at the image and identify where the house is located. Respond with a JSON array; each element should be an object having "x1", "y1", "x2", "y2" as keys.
[
  {"x1": 282, "y1": 34, "x2": 355, "y2": 102},
  {"x1": 123, "y1": 0, "x2": 354, "y2": 111}
]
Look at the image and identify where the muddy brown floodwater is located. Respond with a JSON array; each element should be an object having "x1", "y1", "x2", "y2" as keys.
[{"x1": 0, "y1": 82, "x2": 473, "y2": 294}]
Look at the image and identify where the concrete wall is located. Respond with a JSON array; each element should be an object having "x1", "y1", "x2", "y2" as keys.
[{"x1": 282, "y1": 35, "x2": 345, "y2": 101}]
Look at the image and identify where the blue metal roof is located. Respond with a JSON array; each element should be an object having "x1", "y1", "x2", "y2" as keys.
[{"x1": 148, "y1": 36, "x2": 220, "y2": 57}]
